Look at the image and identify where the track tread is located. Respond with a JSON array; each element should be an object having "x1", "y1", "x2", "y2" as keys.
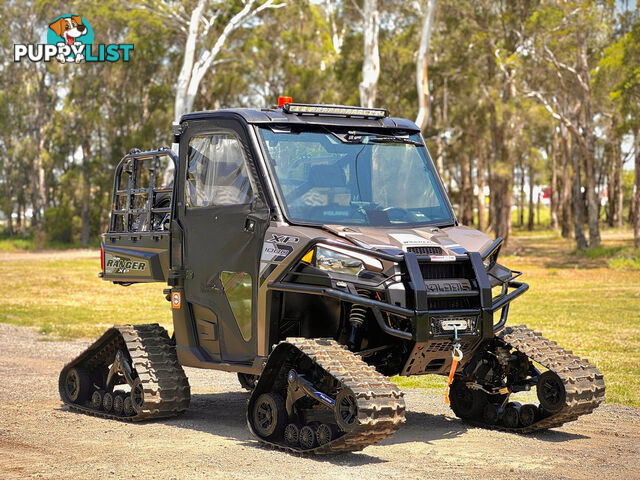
[
  {"x1": 466, "y1": 325, "x2": 605, "y2": 433},
  {"x1": 59, "y1": 324, "x2": 190, "y2": 422},
  {"x1": 248, "y1": 338, "x2": 406, "y2": 454}
]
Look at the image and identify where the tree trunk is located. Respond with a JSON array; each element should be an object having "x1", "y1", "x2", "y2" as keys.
[
  {"x1": 560, "y1": 125, "x2": 573, "y2": 237},
  {"x1": 460, "y1": 153, "x2": 473, "y2": 225},
  {"x1": 6, "y1": 208, "x2": 13, "y2": 236},
  {"x1": 527, "y1": 160, "x2": 535, "y2": 231},
  {"x1": 518, "y1": 161, "x2": 525, "y2": 227},
  {"x1": 634, "y1": 133, "x2": 640, "y2": 248},
  {"x1": 359, "y1": 0, "x2": 380, "y2": 108},
  {"x1": 614, "y1": 138, "x2": 624, "y2": 230},
  {"x1": 550, "y1": 130, "x2": 559, "y2": 231},
  {"x1": 415, "y1": 0, "x2": 437, "y2": 131},
  {"x1": 174, "y1": 0, "x2": 206, "y2": 123},
  {"x1": 31, "y1": 71, "x2": 48, "y2": 230},
  {"x1": 476, "y1": 140, "x2": 487, "y2": 231},
  {"x1": 173, "y1": 1, "x2": 279, "y2": 122},
  {"x1": 571, "y1": 140, "x2": 588, "y2": 250},
  {"x1": 81, "y1": 143, "x2": 92, "y2": 246},
  {"x1": 576, "y1": 33, "x2": 600, "y2": 247}
]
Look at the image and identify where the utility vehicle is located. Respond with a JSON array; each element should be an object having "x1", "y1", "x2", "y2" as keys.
[{"x1": 59, "y1": 100, "x2": 604, "y2": 453}]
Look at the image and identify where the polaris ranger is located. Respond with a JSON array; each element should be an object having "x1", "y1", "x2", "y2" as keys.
[{"x1": 59, "y1": 100, "x2": 605, "y2": 453}]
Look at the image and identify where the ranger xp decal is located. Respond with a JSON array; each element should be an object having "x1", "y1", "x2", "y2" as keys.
[{"x1": 104, "y1": 254, "x2": 147, "y2": 274}]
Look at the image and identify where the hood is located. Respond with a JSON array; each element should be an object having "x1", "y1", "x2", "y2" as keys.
[{"x1": 322, "y1": 224, "x2": 494, "y2": 256}]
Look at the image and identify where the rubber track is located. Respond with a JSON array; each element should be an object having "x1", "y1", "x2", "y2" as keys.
[
  {"x1": 468, "y1": 325, "x2": 605, "y2": 433},
  {"x1": 59, "y1": 324, "x2": 190, "y2": 422},
  {"x1": 248, "y1": 338, "x2": 406, "y2": 454}
]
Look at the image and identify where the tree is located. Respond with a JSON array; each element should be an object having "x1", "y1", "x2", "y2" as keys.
[
  {"x1": 145, "y1": 0, "x2": 285, "y2": 123},
  {"x1": 415, "y1": 0, "x2": 437, "y2": 131},
  {"x1": 358, "y1": 0, "x2": 380, "y2": 107}
]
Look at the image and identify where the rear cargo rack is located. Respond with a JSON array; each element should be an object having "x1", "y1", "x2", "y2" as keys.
[{"x1": 109, "y1": 148, "x2": 177, "y2": 233}]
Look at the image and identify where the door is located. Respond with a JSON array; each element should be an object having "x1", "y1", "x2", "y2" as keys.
[{"x1": 179, "y1": 118, "x2": 268, "y2": 363}]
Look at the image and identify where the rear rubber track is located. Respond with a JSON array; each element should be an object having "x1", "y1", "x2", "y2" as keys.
[{"x1": 59, "y1": 324, "x2": 190, "y2": 421}]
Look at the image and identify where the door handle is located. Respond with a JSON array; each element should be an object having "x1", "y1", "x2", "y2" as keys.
[{"x1": 244, "y1": 216, "x2": 256, "y2": 233}]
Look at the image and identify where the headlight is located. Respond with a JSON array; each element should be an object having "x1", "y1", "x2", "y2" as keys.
[
  {"x1": 301, "y1": 243, "x2": 384, "y2": 275},
  {"x1": 316, "y1": 247, "x2": 364, "y2": 275},
  {"x1": 483, "y1": 250, "x2": 499, "y2": 270}
]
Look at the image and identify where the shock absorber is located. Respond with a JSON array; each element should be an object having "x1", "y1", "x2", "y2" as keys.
[{"x1": 347, "y1": 290, "x2": 371, "y2": 350}]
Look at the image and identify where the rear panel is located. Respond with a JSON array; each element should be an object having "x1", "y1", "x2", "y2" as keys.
[{"x1": 100, "y1": 149, "x2": 176, "y2": 284}]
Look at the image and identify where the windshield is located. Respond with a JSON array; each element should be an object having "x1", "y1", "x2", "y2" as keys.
[{"x1": 258, "y1": 127, "x2": 454, "y2": 227}]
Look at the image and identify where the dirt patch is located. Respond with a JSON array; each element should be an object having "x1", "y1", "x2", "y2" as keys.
[
  {"x1": 0, "y1": 323, "x2": 638, "y2": 480},
  {"x1": 0, "y1": 249, "x2": 97, "y2": 261}
]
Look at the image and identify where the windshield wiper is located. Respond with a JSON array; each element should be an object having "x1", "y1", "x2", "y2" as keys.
[{"x1": 368, "y1": 136, "x2": 422, "y2": 146}]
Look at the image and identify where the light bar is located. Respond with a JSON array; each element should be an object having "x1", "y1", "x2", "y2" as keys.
[{"x1": 282, "y1": 103, "x2": 388, "y2": 118}]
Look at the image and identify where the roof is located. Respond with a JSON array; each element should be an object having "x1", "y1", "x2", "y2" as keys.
[{"x1": 180, "y1": 107, "x2": 421, "y2": 132}]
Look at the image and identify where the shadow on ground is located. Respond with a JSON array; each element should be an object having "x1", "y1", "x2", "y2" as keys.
[{"x1": 149, "y1": 391, "x2": 587, "y2": 464}]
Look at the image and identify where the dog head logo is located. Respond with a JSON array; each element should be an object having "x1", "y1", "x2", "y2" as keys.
[
  {"x1": 47, "y1": 15, "x2": 94, "y2": 63},
  {"x1": 50, "y1": 16, "x2": 87, "y2": 46}
]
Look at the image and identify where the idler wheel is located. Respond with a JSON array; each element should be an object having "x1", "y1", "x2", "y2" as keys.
[
  {"x1": 113, "y1": 394, "x2": 125, "y2": 415},
  {"x1": 131, "y1": 378, "x2": 145, "y2": 414},
  {"x1": 537, "y1": 371, "x2": 566, "y2": 413},
  {"x1": 237, "y1": 373, "x2": 259, "y2": 391},
  {"x1": 503, "y1": 402, "x2": 521, "y2": 428},
  {"x1": 449, "y1": 380, "x2": 487, "y2": 419},
  {"x1": 123, "y1": 396, "x2": 134, "y2": 416},
  {"x1": 335, "y1": 388, "x2": 358, "y2": 432},
  {"x1": 482, "y1": 403, "x2": 502, "y2": 425},
  {"x1": 299, "y1": 425, "x2": 316, "y2": 450},
  {"x1": 283, "y1": 423, "x2": 300, "y2": 446},
  {"x1": 91, "y1": 390, "x2": 104, "y2": 410},
  {"x1": 103, "y1": 392, "x2": 114, "y2": 412},
  {"x1": 316, "y1": 423, "x2": 333, "y2": 446},
  {"x1": 64, "y1": 367, "x2": 91, "y2": 404},
  {"x1": 519, "y1": 404, "x2": 538, "y2": 427},
  {"x1": 252, "y1": 392, "x2": 287, "y2": 439}
]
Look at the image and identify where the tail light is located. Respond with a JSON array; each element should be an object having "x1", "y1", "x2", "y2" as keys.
[{"x1": 100, "y1": 247, "x2": 104, "y2": 271}]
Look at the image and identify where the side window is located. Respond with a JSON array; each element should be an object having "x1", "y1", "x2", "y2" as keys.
[{"x1": 186, "y1": 133, "x2": 254, "y2": 207}]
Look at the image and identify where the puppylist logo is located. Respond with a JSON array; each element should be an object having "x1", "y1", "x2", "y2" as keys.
[{"x1": 14, "y1": 15, "x2": 133, "y2": 63}]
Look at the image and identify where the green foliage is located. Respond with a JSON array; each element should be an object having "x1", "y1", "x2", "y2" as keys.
[
  {"x1": 1, "y1": 0, "x2": 639, "y2": 250},
  {"x1": 43, "y1": 202, "x2": 80, "y2": 244}
]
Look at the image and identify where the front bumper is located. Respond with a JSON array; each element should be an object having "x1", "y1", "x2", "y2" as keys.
[{"x1": 268, "y1": 237, "x2": 528, "y2": 343}]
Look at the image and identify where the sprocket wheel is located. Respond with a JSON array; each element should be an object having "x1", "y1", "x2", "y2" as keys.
[{"x1": 449, "y1": 380, "x2": 487, "y2": 420}]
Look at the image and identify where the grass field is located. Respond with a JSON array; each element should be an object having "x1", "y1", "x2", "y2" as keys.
[{"x1": 1, "y1": 230, "x2": 639, "y2": 407}]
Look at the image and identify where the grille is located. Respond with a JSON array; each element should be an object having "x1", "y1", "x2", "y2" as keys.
[
  {"x1": 419, "y1": 262, "x2": 475, "y2": 280},
  {"x1": 427, "y1": 296, "x2": 478, "y2": 310},
  {"x1": 407, "y1": 246, "x2": 443, "y2": 255}
]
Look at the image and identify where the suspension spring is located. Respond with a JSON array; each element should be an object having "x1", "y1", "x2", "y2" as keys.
[{"x1": 347, "y1": 290, "x2": 372, "y2": 349}]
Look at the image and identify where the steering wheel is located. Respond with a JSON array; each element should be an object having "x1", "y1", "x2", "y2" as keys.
[{"x1": 382, "y1": 206, "x2": 412, "y2": 222}]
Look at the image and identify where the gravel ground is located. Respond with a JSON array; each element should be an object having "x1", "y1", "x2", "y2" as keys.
[{"x1": 0, "y1": 323, "x2": 638, "y2": 480}]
